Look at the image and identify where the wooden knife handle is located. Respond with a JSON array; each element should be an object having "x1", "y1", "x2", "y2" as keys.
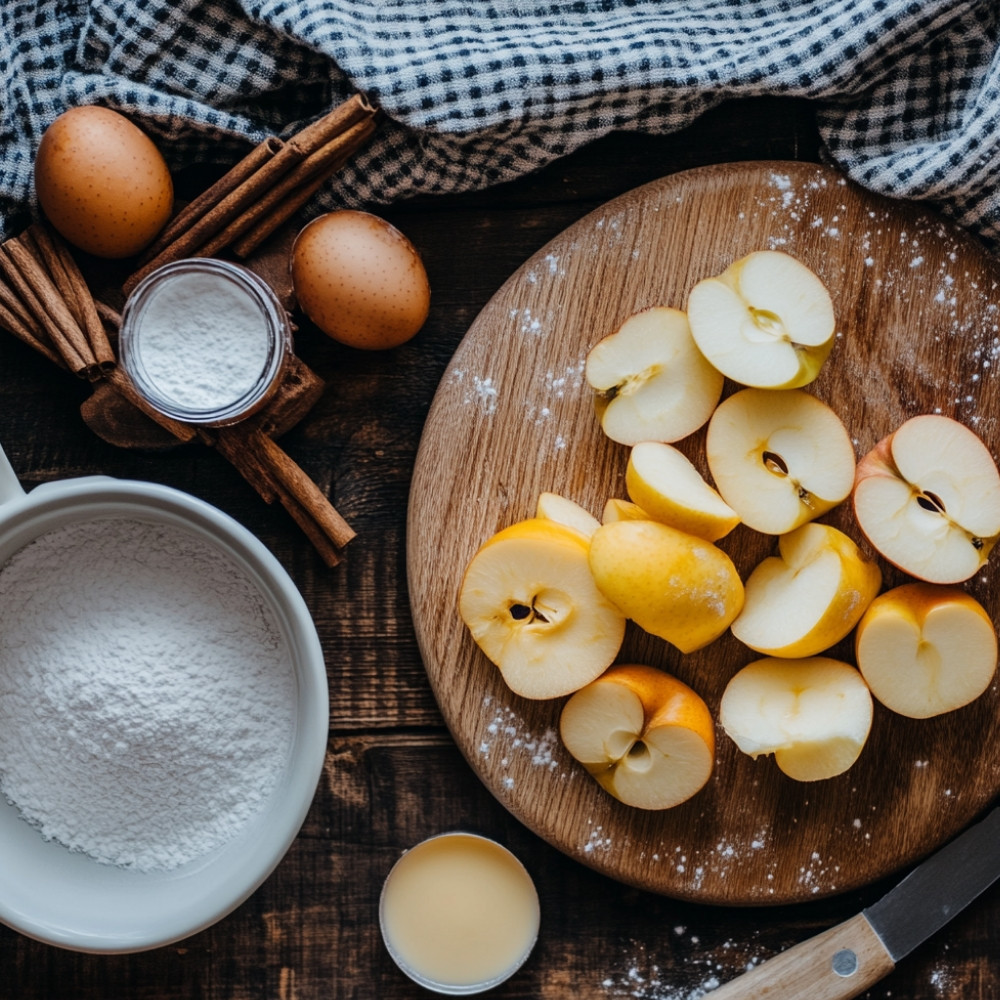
[{"x1": 708, "y1": 913, "x2": 895, "y2": 1000}]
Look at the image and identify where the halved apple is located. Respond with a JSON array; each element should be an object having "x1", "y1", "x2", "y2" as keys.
[
  {"x1": 459, "y1": 518, "x2": 626, "y2": 699},
  {"x1": 706, "y1": 387, "x2": 856, "y2": 535},
  {"x1": 625, "y1": 441, "x2": 740, "y2": 542},
  {"x1": 855, "y1": 582, "x2": 997, "y2": 718},
  {"x1": 584, "y1": 306, "x2": 724, "y2": 445},
  {"x1": 853, "y1": 414, "x2": 1000, "y2": 584},
  {"x1": 686, "y1": 250, "x2": 836, "y2": 389},
  {"x1": 588, "y1": 519, "x2": 744, "y2": 653},
  {"x1": 535, "y1": 491, "x2": 601, "y2": 539},
  {"x1": 732, "y1": 522, "x2": 882, "y2": 658},
  {"x1": 559, "y1": 664, "x2": 715, "y2": 810},
  {"x1": 720, "y1": 657, "x2": 873, "y2": 781}
]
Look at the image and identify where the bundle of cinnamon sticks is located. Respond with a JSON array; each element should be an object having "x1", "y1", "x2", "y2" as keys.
[
  {"x1": 0, "y1": 221, "x2": 355, "y2": 566},
  {"x1": 124, "y1": 93, "x2": 377, "y2": 296}
]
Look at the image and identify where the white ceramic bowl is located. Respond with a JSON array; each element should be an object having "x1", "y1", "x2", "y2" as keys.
[{"x1": 0, "y1": 448, "x2": 328, "y2": 953}]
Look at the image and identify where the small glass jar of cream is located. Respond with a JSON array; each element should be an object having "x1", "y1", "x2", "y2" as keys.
[
  {"x1": 119, "y1": 258, "x2": 291, "y2": 427},
  {"x1": 379, "y1": 831, "x2": 540, "y2": 994}
]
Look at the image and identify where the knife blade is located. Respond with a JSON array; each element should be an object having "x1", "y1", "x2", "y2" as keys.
[{"x1": 706, "y1": 804, "x2": 1000, "y2": 1000}]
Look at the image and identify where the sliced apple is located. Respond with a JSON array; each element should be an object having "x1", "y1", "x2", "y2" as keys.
[
  {"x1": 732, "y1": 522, "x2": 882, "y2": 658},
  {"x1": 852, "y1": 414, "x2": 1000, "y2": 584},
  {"x1": 686, "y1": 250, "x2": 835, "y2": 389},
  {"x1": 559, "y1": 664, "x2": 715, "y2": 810},
  {"x1": 855, "y1": 582, "x2": 997, "y2": 718},
  {"x1": 720, "y1": 657, "x2": 873, "y2": 781},
  {"x1": 584, "y1": 306, "x2": 724, "y2": 446},
  {"x1": 588, "y1": 519, "x2": 744, "y2": 653},
  {"x1": 706, "y1": 387, "x2": 855, "y2": 535},
  {"x1": 459, "y1": 518, "x2": 626, "y2": 699},
  {"x1": 625, "y1": 441, "x2": 740, "y2": 542},
  {"x1": 602, "y1": 498, "x2": 649, "y2": 523},
  {"x1": 535, "y1": 491, "x2": 601, "y2": 539}
]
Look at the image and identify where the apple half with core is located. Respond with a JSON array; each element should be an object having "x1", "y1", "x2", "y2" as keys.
[
  {"x1": 720, "y1": 657, "x2": 873, "y2": 781},
  {"x1": 559, "y1": 664, "x2": 715, "y2": 810},
  {"x1": 853, "y1": 414, "x2": 1000, "y2": 584},
  {"x1": 584, "y1": 306, "x2": 724, "y2": 446},
  {"x1": 625, "y1": 441, "x2": 740, "y2": 542},
  {"x1": 588, "y1": 519, "x2": 744, "y2": 653},
  {"x1": 706, "y1": 387, "x2": 856, "y2": 535},
  {"x1": 686, "y1": 250, "x2": 836, "y2": 389},
  {"x1": 459, "y1": 518, "x2": 626, "y2": 699},
  {"x1": 855, "y1": 582, "x2": 998, "y2": 718},
  {"x1": 732, "y1": 522, "x2": 882, "y2": 658}
]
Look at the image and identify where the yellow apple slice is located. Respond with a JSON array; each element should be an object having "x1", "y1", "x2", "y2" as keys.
[
  {"x1": 853, "y1": 414, "x2": 1000, "y2": 584},
  {"x1": 602, "y1": 498, "x2": 648, "y2": 523},
  {"x1": 706, "y1": 387, "x2": 855, "y2": 535},
  {"x1": 686, "y1": 250, "x2": 835, "y2": 389},
  {"x1": 855, "y1": 582, "x2": 997, "y2": 718},
  {"x1": 731, "y1": 523, "x2": 881, "y2": 658},
  {"x1": 625, "y1": 441, "x2": 740, "y2": 542},
  {"x1": 459, "y1": 518, "x2": 626, "y2": 699},
  {"x1": 588, "y1": 519, "x2": 744, "y2": 653},
  {"x1": 535, "y1": 491, "x2": 601, "y2": 539},
  {"x1": 720, "y1": 657, "x2": 873, "y2": 782},
  {"x1": 584, "y1": 306, "x2": 724, "y2": 446},
  {"x1": 559, "y1": 664, "x2": 715, "y2": 810}
]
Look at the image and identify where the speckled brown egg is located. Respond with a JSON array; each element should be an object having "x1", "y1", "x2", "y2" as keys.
[
  {"x1": 34, "y1": 106, "x2": 174, "y2": 259},
  {"x1": 291, "y1": 211, "x2": 431, "y2": 350}
]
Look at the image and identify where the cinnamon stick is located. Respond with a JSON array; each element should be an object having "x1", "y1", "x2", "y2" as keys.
[
  {"x1": 0, "y1": 296, "x2": 64, "y2": 366},
  {"x1": 231, "y1": 116, "x2": 377, "y2": 258},
  {"x1": 0, "y1": 241, "x2": 95, "y2": 376},
  {"x1": 124, "y1": 94, "x2": 376, "y2": 296},
  {"x1": 138, "y1": 135, "x2": 284, "y2": 264},
  {"x1": 26, "y1": 225, "x2": 116, "y2": 371}
]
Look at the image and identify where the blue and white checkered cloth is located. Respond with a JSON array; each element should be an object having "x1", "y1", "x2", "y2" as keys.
[{"x1": 2, "y1": 1, "x2": 999, "y2": 248}]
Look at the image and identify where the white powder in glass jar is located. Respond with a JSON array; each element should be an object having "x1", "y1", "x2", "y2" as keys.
[
  {"x1": 0, "y1": 517, "x2": 296, "y2": 872},
  {"x1": 134, "y1": 270, "x2": 271, "y2": 411}
]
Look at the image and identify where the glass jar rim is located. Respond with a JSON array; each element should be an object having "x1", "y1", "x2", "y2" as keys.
[{"x1": 119, "y1": 259, "x2": 291, "y2": 427}]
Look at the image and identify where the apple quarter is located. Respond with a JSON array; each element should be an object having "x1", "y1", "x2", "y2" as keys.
[{"x1": 720, "y1": 657, "x2": 873, "y2": 782}]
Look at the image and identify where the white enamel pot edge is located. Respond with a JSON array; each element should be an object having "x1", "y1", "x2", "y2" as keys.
[{"x1": 0, "y1": 445, "x2": 329, "y2": 954}]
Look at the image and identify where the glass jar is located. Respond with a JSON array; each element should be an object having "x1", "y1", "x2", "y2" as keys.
[{"x1": 119, "y1": 259, "x2": 292, "y2": 427}]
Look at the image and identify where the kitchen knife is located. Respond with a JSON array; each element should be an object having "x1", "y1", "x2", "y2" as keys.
[{"x1": 707, "y1": 803, "x2": 1000, "y2": 999}]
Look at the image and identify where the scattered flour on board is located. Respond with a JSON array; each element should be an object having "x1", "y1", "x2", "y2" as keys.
[
  {"x1": 448, "y1": 368, "x2": 499, "y2": 415},
  {"x1": 477, "y1": 695, "x2": 564, "y2": 792}
]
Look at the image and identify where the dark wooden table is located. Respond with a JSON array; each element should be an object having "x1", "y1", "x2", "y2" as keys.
[{"x1": 0, "y1": 96, "x2": 996, "y2": 999}]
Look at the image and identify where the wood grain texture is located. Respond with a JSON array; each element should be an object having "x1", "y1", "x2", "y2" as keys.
[{"x1": 409, "y1": 160, "x2": 1000, "y2": 906}]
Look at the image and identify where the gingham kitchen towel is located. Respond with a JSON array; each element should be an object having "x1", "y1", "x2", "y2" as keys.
[{"x1": 1, "y1": 1, "x2": 998, "y2": 247}]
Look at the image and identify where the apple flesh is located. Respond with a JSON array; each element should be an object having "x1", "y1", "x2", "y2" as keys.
[
  {"x1": 588, "y1": 519, "x2": 744, "y2": 653},
  {"x1": 459, "y1": 518, "x2": 626, "y2": 699},
  {"x1": 625, "y1": 441, "x2": 740, "y2": 542},
  {"x1": 602, "y1": 498, "x2": 649, "y2": 523},
  {"x1": 584, "y1": 306, "x2": 724, "y2": 446},
  {"x1": 686, "y1": 250, "x2": 836, "y2": 389},
  {"x1": 853, "y1": 414, "x2": 1000, "y2": 584},
  {"x1": 732, "y1": 522, "x2": 882, "y2": 658},
  {"x1": 855, "y1": 582, "x2": 997, "y2": 718},
  {"x1": 706, "y1": 387, "x2": 856, "y2": 535},
  {"x1": 720, "y1": 657, "x2": 873, "y2": 781},
  {"x1": 535, "y1": 491, "x2": 601, "y2": 539},
  {"x1": 559, "y1": 664, "x2": 715, "y2": 810}
]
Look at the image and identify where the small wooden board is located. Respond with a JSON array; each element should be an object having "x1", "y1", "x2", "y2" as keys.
[{"x1": 407, "y1": 161, "x2": 1000, "y2": 905}]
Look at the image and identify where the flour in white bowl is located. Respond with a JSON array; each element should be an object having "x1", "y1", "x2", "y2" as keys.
[{"x1": 0, "y1": 517, "x2": 296, "y2": 871}]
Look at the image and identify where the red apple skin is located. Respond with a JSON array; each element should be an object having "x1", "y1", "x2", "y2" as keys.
[{"x1": 853, "y1": 432, "x2": 897, "y2": 488}]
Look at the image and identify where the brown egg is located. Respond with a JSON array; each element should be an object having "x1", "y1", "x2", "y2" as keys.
[
  {"x1": 34, "y1": 106, "x2": 174, "y2": 258},
  {"x1": 291, "y1": 211, "x2": 430, "y2": 350}
]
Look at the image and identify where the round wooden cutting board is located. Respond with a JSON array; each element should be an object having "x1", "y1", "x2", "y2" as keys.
[{"x1": 407, "y1": 161, "x2": 1000, "y2": 905}]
